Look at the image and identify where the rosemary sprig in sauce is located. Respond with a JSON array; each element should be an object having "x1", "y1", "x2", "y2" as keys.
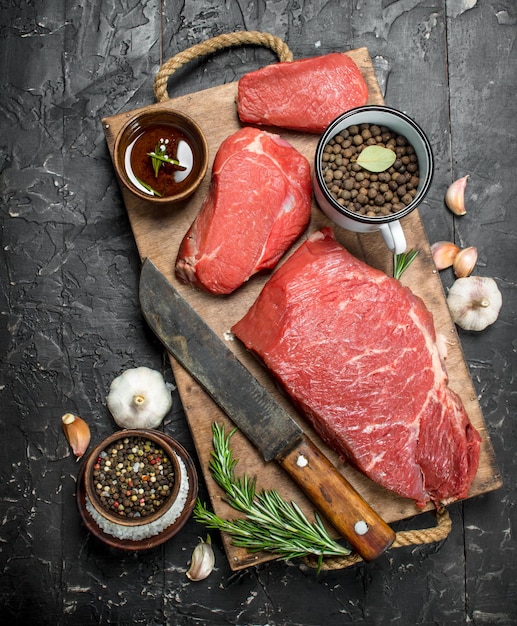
[
  {"x1": 148, "y1": 138, "x2": 186, "y2": 177},
  {"x1": 194, "y1": 423, "x2": 351, "y2": 569}
]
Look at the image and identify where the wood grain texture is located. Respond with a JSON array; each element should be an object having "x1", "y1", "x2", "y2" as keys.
[{"x1": 102, "y1": 47, "x2": 501, "y2": 570}]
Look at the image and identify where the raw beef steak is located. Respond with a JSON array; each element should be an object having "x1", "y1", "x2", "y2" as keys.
[
  {"x1": 232, "y1": 228, "x2": 481, "y2": 508},
  {"x1": 237, "y1": 53, "x2": 369, "y2": 133},
  {"x1": 175, "y1": 127, "x2": 312, "y2": 295}
]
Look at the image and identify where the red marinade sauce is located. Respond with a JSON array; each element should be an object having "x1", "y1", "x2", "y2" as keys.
[{"x1": 125, "y1": 123, "x2": 195, "y2": 198}]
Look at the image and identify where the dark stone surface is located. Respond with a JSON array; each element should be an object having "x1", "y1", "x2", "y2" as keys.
[{"x1": 1, "y1": 1, "x2": 515, "y2": 624}]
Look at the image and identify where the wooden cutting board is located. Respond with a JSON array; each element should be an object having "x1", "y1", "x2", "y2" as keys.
[{"x1": 102, "y1": 47, "x2": 502, "y2": 570}]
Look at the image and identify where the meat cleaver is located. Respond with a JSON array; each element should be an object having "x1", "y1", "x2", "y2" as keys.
[{"x1": 139, "y1": 258, "x2": 395, "y2": 561}]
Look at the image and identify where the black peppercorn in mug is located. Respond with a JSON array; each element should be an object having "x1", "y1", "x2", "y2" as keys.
[{"x1": 313, "y1": 105, "x2": 434, "y2": 255}]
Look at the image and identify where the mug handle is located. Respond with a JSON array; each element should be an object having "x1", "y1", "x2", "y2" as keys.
[{"x1": 380, "y1": 221, "x2": 406, "y2": 255}]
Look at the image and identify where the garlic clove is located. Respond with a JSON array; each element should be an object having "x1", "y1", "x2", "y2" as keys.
[
  {"x1": 446, "y1": 276, "x2": 502, "y2": 331},
  {"x1": 62, "y1": 413, "x2": 91, "y2": 460},
  {"x1": 445, "y1": 175, "x2": 469, "y2": 215},
  {"x1": 186, "y1": 535, "x2": 215, "y2": 581},
  {"x1": 106, "y1": 367, "x2": 173, "y2": 430},
  {"x1": 431, "y1": 241, "x2": 460, "y2": 270},
  {"x1": 453, "y1": 246, "x2": 478, "y2": 278}
]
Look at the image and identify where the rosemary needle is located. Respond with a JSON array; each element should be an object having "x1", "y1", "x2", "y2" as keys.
[
  {"x1": 135, "y1": 177, "x2": 163, "y2": 197},
  {"x1": 194, "y1": 423, "x2": 351, "y2": 564}
]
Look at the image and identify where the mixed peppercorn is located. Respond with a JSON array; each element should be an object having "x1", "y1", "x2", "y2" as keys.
[
  {"x1": 92, "y1": 436, "x2": 175, "y2": 519},
  {"x1": 321, "y1": 123, "x2": 420, "y2": 217}
]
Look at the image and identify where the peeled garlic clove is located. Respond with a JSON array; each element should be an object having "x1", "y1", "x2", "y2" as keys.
[
  {"x1": 106, "y1": 366, "x2": 173, "y2": 429},
  {"x1": 445, "y1": 175, "x2": 469, "y2": 215},
  {"x1": 62, "y1": 413, "x2": 91, "y2": 460},
  {"x1": 453, "y1": 246, "x2": 478, "y2": 277},
  {"x1": 447, "y1": 276, "x2": 502, "y2": 331},
  {"x1": 186, "y1": 535, "x2": 215, "y2": 581},
  {"x1": 431, "y1": 241, "x2": 460, "y2": 270}
]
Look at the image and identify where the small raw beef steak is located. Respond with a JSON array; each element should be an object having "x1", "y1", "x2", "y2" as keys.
[
  {"x1": 232, "y1": 228, "x2": 481, "y2": 508},
  {"x1": 175, "y1": 127, "x2": 312, "y2": 295},
  {"x1": 237, "y1": 53, "x2": 369, "y2": 133}
]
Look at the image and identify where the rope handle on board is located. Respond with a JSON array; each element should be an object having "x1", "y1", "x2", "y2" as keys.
[
  {"x1": 154, "y1": 30, "x2": 293, "y2": 102},
  {"x1": 304, "y1": 507, "x2": 453, "y2": 570}
]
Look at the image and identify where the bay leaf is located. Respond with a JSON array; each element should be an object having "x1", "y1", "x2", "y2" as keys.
[{"x1": 356, "y1": 145, "x2": 396, "y2": 172}]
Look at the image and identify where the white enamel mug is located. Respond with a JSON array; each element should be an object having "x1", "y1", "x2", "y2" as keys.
[{"x1": 313, "y1": 106, "x2": 434, "y2": 254}]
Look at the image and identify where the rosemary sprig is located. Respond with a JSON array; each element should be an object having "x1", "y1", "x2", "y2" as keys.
[
  {"x1": 147, "y1": 139, "x2": 186, "y2": 177},
  {"x1": 393, "y1": 249, "x2": 419, "y2": 280},
  {"x1": 194, "y1": 423, "x2": 351, "y2": 567},
  {"x1": 147, "y1": 151, "x2": 185, "y2": 168}
]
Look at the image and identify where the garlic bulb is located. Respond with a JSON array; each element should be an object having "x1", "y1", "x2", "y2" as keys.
[
  {"x1": 106, "y1": 367, "x2": 173, "y2": 429},
  {"x1": 447, "y1": 276, "x2": 502, "y2": 331},
  {"x1": 62, "y1": 413, "x2": 91, "y2": 460},
  {"x1": 186, "y1": 535, "x2": 215, "y2": 581},
  {"x1": 445, "y1": 175, "x2": 469, "y2": 215},
  {"x1": 431, "y1": 241, "x2": 460, "y2": 270}
]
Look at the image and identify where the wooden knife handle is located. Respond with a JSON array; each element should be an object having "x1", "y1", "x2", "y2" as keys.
[{"x1": 277, "y1": 434, "x2": 395, "y2": 561}]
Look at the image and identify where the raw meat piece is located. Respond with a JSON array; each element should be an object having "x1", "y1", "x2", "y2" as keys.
[
  {"x1": 232, "y1": 228, "x2": 481, "y2": 508},
  {"x1": 237, "y1": 53, "x2": 369, "y2": 133},
  {"x1": 175, "y1": 127, "x2": 312, "y2": 295}
]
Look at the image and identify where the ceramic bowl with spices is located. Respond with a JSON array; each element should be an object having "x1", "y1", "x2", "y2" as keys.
[
  {"x1": 313, "y1": 105, "x2": 434, "y2": 254},
  {"x1": 78, "y1": 429, "x2": 198, "y2": 550},
  {"x1": 113, "y1": 108, "x2": 209, "y2": 207}
]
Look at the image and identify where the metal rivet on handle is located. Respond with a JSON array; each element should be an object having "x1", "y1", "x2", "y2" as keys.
[
  {"x1": 354, "y1": 520, "x2": 369, "y2": 535},
  {"x1": 296, "y1": 454, "x2": 309, "y2": 468}
]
